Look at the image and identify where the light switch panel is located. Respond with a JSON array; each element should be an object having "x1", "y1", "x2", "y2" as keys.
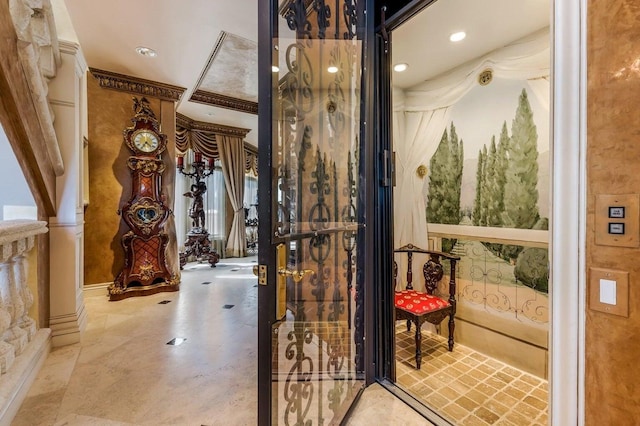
[
  {"x1": 595, "y1": 194, "x2": 640, "y2": 247},
  {"x1": 589, "y1": 268, "x2": 629, "y2": 317},
  {"x1": 599, "y1": 279, "x2": 616, "y2": 305}
]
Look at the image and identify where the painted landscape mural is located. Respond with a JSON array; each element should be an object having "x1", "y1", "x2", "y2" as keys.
[{"x1": 426, "y1": 81, "x2": 549, "y2": 303}]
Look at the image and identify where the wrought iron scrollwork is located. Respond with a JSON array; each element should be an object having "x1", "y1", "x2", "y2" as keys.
[
  {"x1": 283, "y1": 43, "x2": 315, "y2": 119},
  {"x1": 342, "y1": 0, "x2": 358, "y2": 40},
  {"x1": 327, "y1": 43, "x2": 346, "y2": 136},
  {"x1": 284, "y1": 322, "x2": 314, "y2": 425},
  {"x1": 313, "y1": 0, "x2": 331, "y2": 39},
  {"x1": 309, "y1": 149, "x2": 333, "y2": 263},
  {"x1": 285, "y1": 0, "x2": 312, "y2": 41}
]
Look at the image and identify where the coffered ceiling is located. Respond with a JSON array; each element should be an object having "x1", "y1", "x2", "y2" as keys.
[{"x1": 52, "y1": 0, "x2": 550, "y2": 147}]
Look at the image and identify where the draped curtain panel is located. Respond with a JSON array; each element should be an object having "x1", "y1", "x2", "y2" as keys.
[
  {"x1": 218, "y1": 134, "x2": 246, "y2": 257},
  {"x1": 393, "y1": 28, "x2": 551, "y2": 290},
  {"x1": 394, "y1": 108, "x2": 452, "y2": 291},
  {"x1": 175, "y1": 128, "x2": 220, "y2": 159},
  {"x1": 245, "y1": 151, "x2": 258, "y2": 176},
  {"x1": 176, "y1": 126, "x2": 257, "y2": 175}
]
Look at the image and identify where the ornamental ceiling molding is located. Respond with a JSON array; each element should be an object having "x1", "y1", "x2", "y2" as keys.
[
  {"x1": 176, "y1": 113, "x2": 251, "y2": 139},
  {"x1": 190, "y1": 31, "x2": 258, "y2": 115},
  {"x1": 189, "y1": 90, "x2": 258, "y2": 115},
  {"x1": 89, "y1": 68, "x2": 186, "y2": 102}
]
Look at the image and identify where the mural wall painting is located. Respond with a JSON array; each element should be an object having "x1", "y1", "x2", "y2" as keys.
[{"x1": 426, "y1": 85, "x2": 549, "y2": 324}]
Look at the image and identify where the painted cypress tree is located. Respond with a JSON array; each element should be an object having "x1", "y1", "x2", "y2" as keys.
[
  {"x1": 426, "y1": 124, "x2": 464, "y2": 251},
  {"x1": 472, "y1": 148, "x2": 485, "y2": 226},
  {"x1": 450, "y1": 123, "x2": 464, "y2": 224},
  {"x1": 503, "y1": 89, "x2": 539, "y2": 230},
  {"x1": 426, "y1": 129, "x2": 450, "y2": 223},
  {"x1": 490, "y1": 123, "x2": 510, "y2": 257},
  {"x1": 485, "y1": 137, "x2": 501, "y2": 227},
  {"x1": 479, "y1": 145, "x2": 489, "y2": 226},
  {"x1": 500, "y1": 89, "x2": 539, "y2": 261},
  {"x1": 495, "y1": 121, "x2": 510, "y2": 220}
]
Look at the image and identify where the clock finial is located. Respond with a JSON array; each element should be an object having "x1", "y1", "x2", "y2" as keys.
[{"x1": 132, "y1": 97, "x2": 156, "y2": 119}]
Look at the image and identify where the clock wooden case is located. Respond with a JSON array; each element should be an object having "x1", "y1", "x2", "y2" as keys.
[{"x1": 109, "y1": 97, "x2": 179, "y2": 301}]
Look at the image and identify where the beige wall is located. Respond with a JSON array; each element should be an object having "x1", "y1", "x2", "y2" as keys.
[
  {"x1": 84, "y1": 76, "x2": 178, "y2": 285},
  {"x1": 586, "y1": 1, "x2": 640, "y2": 423}
]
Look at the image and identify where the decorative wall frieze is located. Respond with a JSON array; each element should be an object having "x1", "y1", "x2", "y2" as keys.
[
  {"x1": 90, "y1": 68, "x2": 186, "y2": 102},
  {"x1": 176, "y1": 113, "x2": 251, "y2": 138},
  {"x1": 189, "y1": 90, "x2": 258, "y2": 115}
]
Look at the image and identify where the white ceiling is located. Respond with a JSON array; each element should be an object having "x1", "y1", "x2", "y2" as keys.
[
  {"x1": 57, "y1": 0, "x2": 259, "y2": 144},
  {"x1": 53, "y1": 0, "x2": 550, "y2": 146},
  {"x1": 392, "y1": 0, "x2": 550, "y2": 89}
]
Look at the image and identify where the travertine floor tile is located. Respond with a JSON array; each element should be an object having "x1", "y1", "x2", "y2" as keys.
[
  {"x1": 396, "y1": 329, "x2": 548, "y2": 425},
  {"x1": 14, "y1": 258, "x2": 433, "y2": 425}
]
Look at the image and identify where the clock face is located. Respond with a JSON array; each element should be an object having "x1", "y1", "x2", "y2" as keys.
[{"x1": 133, "y1": 130, "x2": 160, "y2": 153}]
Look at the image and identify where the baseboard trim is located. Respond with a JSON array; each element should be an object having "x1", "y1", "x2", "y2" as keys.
[{"x1": 83, "y1": 282, "x2": 110, "y2": 298}]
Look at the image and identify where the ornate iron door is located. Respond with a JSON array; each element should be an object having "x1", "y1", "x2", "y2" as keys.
[{"x1": 258, "y1": 1, "x2": 370, "y2": 424}]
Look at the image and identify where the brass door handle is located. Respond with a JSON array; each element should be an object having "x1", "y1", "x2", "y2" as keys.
[
  {"x1": 278, "y1": 268, "x2": 315, "y2": 283},
  {"x1": 253, "y1": 265, "x2": 259, "y2": 276}
]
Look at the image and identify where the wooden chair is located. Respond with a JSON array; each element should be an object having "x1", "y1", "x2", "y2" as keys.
[{"x1": 394, "y1": 244, "x2": 460, "y2": 369}]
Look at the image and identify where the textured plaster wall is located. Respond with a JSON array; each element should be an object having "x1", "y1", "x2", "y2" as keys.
[
  {"x1": 586, "y1": 1, "x2": 640, "y2": 423},
  {"x1": 84, "y1": 76, "x2": 179, "y2": 285}
]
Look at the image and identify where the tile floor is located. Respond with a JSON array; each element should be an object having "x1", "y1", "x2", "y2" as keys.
[
  {"x1": 396, "y1": 329, "x2": 549, "y2": 426},
  {"x1": 12, "y1": 257, "x2": 428, "y2": 425}
]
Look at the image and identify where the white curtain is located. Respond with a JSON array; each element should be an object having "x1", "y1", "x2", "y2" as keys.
[
  {"x1": 218, "y1": 134, "x2": 246, "y2": 257},
  {"x1": 394, "y1": 108, "x2": 452, "y2": 290},
  {"x1": 402, "y1": 28, "x2": 551, "y2": 111},
  {"x1": 393, "y1": 27, "x2": 550, "y2": 291}
]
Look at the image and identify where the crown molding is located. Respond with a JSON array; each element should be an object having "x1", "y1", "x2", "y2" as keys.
[
  {"x1": 189, "y1": 90, "x2": 258, "y2": 115},
  {"x1": 89, "y1": 68, "x2": 186, "y2": 102},
  {"x1": 176, "y1": 113, "x2": 251, "y2": 138}
]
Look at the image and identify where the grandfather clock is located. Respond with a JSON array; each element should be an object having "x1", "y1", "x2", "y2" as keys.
[{"x1": 109, "y1": 97, "x2": 179, "y2": 301}]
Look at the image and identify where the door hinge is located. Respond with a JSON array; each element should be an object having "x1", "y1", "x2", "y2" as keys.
[
  {"x1": 381, "y1": 6, "x2": 389, "y2": 54},
  {"x1": 253, "y1": 264, "x2": 267, "y2": 285}
]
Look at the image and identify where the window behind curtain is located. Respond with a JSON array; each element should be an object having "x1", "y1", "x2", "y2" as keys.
[{"x1": 244, "y1": 172, "x2": 258, "y2": 218}]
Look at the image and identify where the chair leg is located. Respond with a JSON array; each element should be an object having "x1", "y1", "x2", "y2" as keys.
[
  {"x1": 447, "y1": 312, "x2": 455, "y2": 352},
  {"x1": 406, "y1": 319, "x2": 411, "y2": 332},
  {"x1": 414, "y1": 321, "x2": 422, "y2": 369}
]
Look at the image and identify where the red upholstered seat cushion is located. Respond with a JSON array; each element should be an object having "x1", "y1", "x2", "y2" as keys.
[{"x1": 395, "y1": 290, "x2": 450, "y2": 314}]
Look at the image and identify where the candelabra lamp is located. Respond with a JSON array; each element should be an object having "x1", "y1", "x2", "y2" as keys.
[
  {"x1": 245, "y1": 203, "x2": 258, "y2": 255},
  {"x1": 177, "y1": 152, "x2": 220, "y2": 269}
]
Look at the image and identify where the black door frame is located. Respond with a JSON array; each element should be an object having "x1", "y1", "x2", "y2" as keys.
[
  {"x1": 372, "y1": 0, "x2": 440, "y2": 384},
  {"x1": 372, "y1": 1, "x2": 460, "y2": 424}
]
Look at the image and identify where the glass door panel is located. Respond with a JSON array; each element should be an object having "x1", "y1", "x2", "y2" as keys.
[{"x1": 259, "y1": 1, "x2": 367, "y2": 424}]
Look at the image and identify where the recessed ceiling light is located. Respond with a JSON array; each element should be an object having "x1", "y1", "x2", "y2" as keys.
[
  {"x1": 449, "y1": 31, "x2": 466, "y2": 42},
  {"x1": 393, "y1": 63, "x2": 409, "y2": 72},
  {"x1": 327, "y1": 66, "x2": 339, "y2": 74},
  {"x1": 135, "y1": 46, "x2": 157, "y2": 57},
  {"x1": 271, "y1": 65, "x2": 280, "y2": 73}
]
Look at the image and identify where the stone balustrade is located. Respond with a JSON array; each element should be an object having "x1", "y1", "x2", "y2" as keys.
[
  {"x1": 0, "y1": 220, "x2": 47, "y2": 376},
  {"x1": 0, "y1": 220, "x2": 50, "y2": 423}
]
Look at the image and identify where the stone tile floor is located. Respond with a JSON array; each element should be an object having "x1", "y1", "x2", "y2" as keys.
[
  {"x1": 11, "y1": 257, "x2": 428, "y2": 425},
  {"x1": 396, "y1": 329, "x2": 549, "y2": 426}
]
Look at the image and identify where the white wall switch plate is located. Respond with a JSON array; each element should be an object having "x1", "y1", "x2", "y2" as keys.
[{"x1": 599, "y1": 279, "x2": 617, "y2": 305}]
